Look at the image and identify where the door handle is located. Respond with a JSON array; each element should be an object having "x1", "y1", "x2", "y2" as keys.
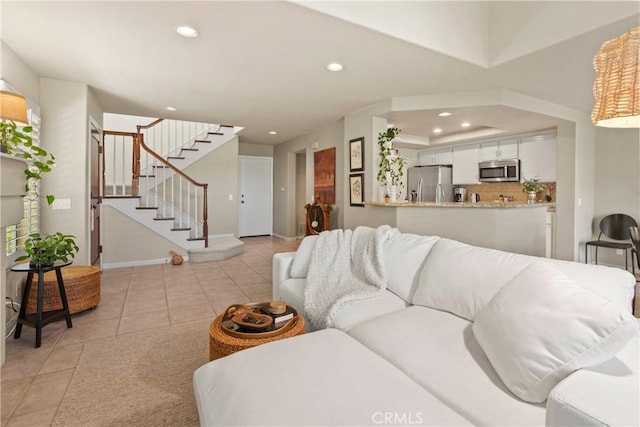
[{"x1": 241, "y1": 201, "x2": 245, "y2": 204}]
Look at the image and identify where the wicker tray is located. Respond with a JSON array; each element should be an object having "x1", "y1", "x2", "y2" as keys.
[
  {"x1": 220, "y1": 302, "x2": 298, "y2": 338},
  {"x1": 26, "y1": 266, "x2": 101, "y2": 315},
  {"x1": 209, "y1": 302, "x2": 305, "y2": 360}
]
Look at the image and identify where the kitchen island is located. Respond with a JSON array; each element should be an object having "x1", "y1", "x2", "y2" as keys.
[{"x1": 364, "y1": 201, "x2": 555, "y2": 257}]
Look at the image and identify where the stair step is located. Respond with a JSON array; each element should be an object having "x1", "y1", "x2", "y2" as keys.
[
  {"x1": 138, "y1": 175, "x2": 156, "y2": 178},
  {"x1": 180, "y1": 148, "x2": 198, "y2": 152},
  {"x1": 186, "y1": 237, "x2": 206, "y2": 241},
  {"x1": 194, "y1": 139, "x2": 211, "y2": 143},
  {"x1": 167, "y1": 156, "x2": 185, "y2": 160},
  {"x1": 188, "y1": 238, "x2": 244, "y2": 262},
  {"x1": 208, "y1": 131, "x2": 224, "y2": 136},
  {"x1": 171, "y1": 227, "x2": 192, "y2": 231},
  {"x1": 136, "y1": 206, "x2": 158, "y2": 210},
  {"x1": 153, "y1": 165, "x2": 170, "y2": 168},
  {"x1": 220, "y1": 124, "x2": 235, "y2": 128},
  {"x1": 154, "y1": 217, "x2": 176, "y2": 221}
]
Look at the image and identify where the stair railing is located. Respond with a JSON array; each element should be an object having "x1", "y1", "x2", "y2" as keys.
[
  {"x1": 135, "y1": 132, "x2": 209, "y2": 247},
  {"x1": 102, "y1": 128, "x2": 209, "y2": 248},
  {"x1": 137, "y1": 118, "x2": 220, "y2": 160}
]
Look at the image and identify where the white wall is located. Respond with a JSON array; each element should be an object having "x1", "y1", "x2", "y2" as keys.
[
  {"x1": 273, "y1": 119, "x2": 344, "y2": 238},
  {"x1": 592, "y1": 127, "x2": 640, "y2": 268}
]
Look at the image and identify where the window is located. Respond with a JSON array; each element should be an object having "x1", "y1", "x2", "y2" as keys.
[{"x1": 3, "y1": 81, "x2": 41, "y2": 258}]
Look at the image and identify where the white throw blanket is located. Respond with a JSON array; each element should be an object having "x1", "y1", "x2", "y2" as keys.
[{"x1": 304, "y1": 225, "x2": 397, "y2": 330}]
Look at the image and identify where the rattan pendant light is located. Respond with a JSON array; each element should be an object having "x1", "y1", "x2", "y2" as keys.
[{"x1": 592, "y1": 26, "x2": 639, "y2": 128}]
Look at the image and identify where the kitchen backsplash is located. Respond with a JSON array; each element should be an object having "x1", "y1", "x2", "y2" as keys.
[{"x1": 463, "y1": 182, "x2": 556, "y2": 203}]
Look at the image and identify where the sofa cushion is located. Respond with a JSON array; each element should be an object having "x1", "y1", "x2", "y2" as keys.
[
  {"x1": 289, "y1": 235, "x2": 317, "y2": 278},
  {"x1": 412, "y1": 238, "x2": 533, "y2": 320},
  {"x1": 472, "y1": 262, "x2": 639, "y2": 403},
  {"x1": 383, "y1": 233, "x2": 440, "y2": 302},
  {"x1": 280, "y1": 277, "x2": 408, "y2": 331},
  {"x1": 193, "y1": 328, "x2": 473, "y2": 426},
  {"x1": 348, "y1": 306, "x2": 546, "y2": 426},
  {"x1": 547, "y1": 258, "x2": 636, "y2": 313},
  {"x1": 546, "y1": 332, "x2": 639, "y2": 426}
]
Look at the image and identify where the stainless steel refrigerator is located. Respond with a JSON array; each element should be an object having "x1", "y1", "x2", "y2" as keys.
[{"x1": 407, "y1": 165, "x2": 453, "y2": 202}]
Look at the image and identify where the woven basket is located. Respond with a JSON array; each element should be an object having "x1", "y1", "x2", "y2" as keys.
[
  {"x1": 209, "y1": 307, "x2": 305, "y2": 361},
  {"x1": 26, "y1": 266, "x2": 101, "y2": 315}
]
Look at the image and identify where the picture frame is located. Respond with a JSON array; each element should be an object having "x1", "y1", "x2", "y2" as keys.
[
  {"x1": 349, "y1": 173, "x2": 364, "y2": 207},
  {"x1": 349, "y1": 137, "x2": 364, "y2": 172}
]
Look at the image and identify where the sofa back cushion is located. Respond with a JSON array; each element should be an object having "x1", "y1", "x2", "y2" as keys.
[
  {"x1": 290, "y1": 235, "x2": 318, "y2": 278},
  {"x1": 383, "y1": 233, "x2": 440, "y2": 303},
  {"x1": 412, "y1": 238, "x2": 533, "y2": 320},
  {"x1": 472, "y1": 261, "x2": 639, "y2": 403}
]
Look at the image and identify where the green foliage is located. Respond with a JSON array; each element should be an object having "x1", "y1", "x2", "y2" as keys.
[
  {"x1": 1, "y1": 120, "x2": 55, "y2": 204},
  {"x1": 377, "y1": 127, "x2": 406, "y2": 189},
  {"x1": 521, "y1": 177, "x2": 546, "y2": 193},
  {"x1": 15, "y1": 232, "x2": 79, "y2": 267}
]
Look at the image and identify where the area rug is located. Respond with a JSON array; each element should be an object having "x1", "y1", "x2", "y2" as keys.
[{"x1": 53, "y1": 319, "x2": 210, "y2": 426}]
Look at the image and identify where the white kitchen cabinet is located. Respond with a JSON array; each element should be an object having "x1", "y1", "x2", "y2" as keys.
[
  {"x1": 418, "y1": 147, "x2": 453, "y2": 165},
  {"x1": 452, "y1": 144, "x2": 480, "y2": 184},
  {"x1": 479, "y1": 138, "x2": 518, "y2": 161},
  {"x1": 519, "y1": 134, "x2": 557, "y2": 181}
]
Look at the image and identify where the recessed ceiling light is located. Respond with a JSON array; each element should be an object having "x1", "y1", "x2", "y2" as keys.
[
  {"x1": 461, "y1": 122, "x2": 471, "y2": 128},
  {"x1": 176, "y1": 26, "x2": 198, "y2": 38},
  {"x1": 433, "y1": 128, "x2": 443, "y2": 134},
  {"x1": 326, "y1": 62, "x2": 343, "y2": 72},
  {"x1": 165, "y1": 106, "x2": 177, "y2": 112},
  {"x1": 268, "y1": 131, "x2": 278, "y2": 135},
  {"x1": 438, "y1": 112, "x2": 452, "y2": 117}
]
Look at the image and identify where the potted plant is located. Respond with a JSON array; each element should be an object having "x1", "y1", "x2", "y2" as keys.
[
  {"x1": 15, "y1": 232, "x2": 79, "y2": 268},
  {"x1": 377, "y1": 127, "x2": 406, "y2": 202},
  {"x1": 521, "y1": 177, "x2": 546, "y2": 204},
  {"x1": 1, "y1": 119, "x2": 56, "y2": 205}
]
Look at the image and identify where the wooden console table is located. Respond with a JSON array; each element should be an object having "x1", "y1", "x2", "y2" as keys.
[{"x1": 11, "y1": 261, "x2": 73, "y2": 348}]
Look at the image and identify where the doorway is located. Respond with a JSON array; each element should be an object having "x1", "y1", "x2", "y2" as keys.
[
  {"x1": 295, "y1": 152, "x2": 307, "y2": 237},
  {"x1": 89, "y1": 118, "x2": 102, "y2": 266},
  {"x1": 238, "y1": 156, "x2": 273, "y2": 237}
]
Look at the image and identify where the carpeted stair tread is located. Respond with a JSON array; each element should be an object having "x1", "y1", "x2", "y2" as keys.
[{"x1": 188, "y1": 238, "x2": 244, "y2": 262}]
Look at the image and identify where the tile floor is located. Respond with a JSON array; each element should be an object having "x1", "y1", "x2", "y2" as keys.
[{"x1": 1, "y1": 236, "x2": 300, "y2": 427}]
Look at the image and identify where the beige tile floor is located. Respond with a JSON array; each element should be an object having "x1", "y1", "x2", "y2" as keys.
[{"x1": 1, "y1": 236, "x2": 300, "y2": 427}]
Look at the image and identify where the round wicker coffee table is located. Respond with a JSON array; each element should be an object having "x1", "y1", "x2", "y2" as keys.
[{"x1": 209, "y1": 303, "x2": 305, "y2": 361}]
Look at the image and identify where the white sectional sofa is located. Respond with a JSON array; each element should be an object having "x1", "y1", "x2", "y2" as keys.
[{"x1": 194, "y1": 230, "x2": 639, "y2": 426}]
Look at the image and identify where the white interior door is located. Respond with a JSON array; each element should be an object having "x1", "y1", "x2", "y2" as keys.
[{"x1": 238, "y1": 156, "x2": 273, "y2": 237}]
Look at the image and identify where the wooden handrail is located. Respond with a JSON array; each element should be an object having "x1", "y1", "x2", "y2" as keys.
[
  {"x1": 136, "y1": 118, "x2": 164, "y2": 132},
  {"x1": 136, "y1": 134, "x2": 207, "y2": 188}
]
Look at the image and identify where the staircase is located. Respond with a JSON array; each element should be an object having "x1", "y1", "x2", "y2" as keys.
[{"x1": 102, "y1": 118, "x2": 244, "y2": 258}]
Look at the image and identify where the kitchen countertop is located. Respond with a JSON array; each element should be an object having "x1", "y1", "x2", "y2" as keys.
[{"x1": 365, "y1": 201, "x2": 556, "y2": 209}]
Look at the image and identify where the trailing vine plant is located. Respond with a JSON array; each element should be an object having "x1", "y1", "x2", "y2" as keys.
[
  {"x1": 1, "y1": 120, "x2": 55, "y2": 205},
  {"x1": 377, "y1": 127, "x2": 406, "y2": 195}
]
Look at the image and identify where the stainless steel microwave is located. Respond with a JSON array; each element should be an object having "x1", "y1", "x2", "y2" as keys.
[{"x1": 478, "y1": 159, "x2": 520, "y2": 182}]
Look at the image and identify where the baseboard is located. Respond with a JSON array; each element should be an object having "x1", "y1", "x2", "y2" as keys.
[
  {"x1": 271, "y1": 233, "x2": 297, "y2": 241},
  {"x1": 102, "y1": 256, "x2": 190, "y2": 269}
]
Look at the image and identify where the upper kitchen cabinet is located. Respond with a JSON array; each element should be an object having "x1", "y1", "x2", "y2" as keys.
[
  {"x1": 519, "y1": 134, "x2": 557, "y2": 181},
  {"x1": 452, "y1": 144, "x2": 480, "y2": 184},
  {"x1": 418, "y1": 147, "x2": 453, "y2": 166},
  {"x1": 479, "y1": 138, "x2": 518, "y2": 161}
]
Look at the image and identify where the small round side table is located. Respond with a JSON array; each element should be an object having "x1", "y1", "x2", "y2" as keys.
[{"x1": 11, "y1": 261, "x2": 73, "y2": 348}]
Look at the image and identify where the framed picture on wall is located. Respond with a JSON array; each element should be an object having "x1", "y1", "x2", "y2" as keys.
[
  {"x1": 349, "y1": 137, "x2": 364, "y2": 172},
  {"x1": 314, "y1": 147, "x2": 336, "y2": 204},
  {"x1": 349, "y1": 173, "x2": 364, "y2": 207}
]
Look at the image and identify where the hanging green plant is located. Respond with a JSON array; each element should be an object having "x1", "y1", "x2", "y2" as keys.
[
  {"x1": 377, "y1": 127, "x2": 406, "y2": 190},
  {"x1": 1, "y1": 120, "x2": 55, "y2": 205}
]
